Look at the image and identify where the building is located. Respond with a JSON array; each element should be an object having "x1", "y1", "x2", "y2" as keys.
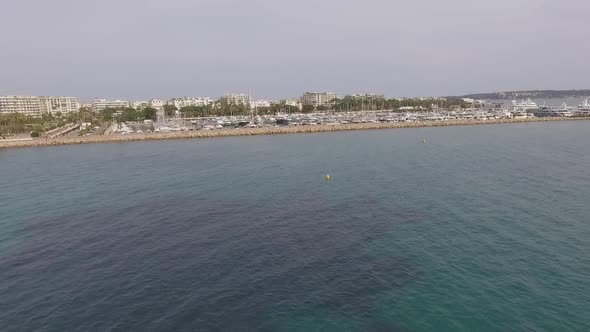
[
  {"x1": 301, "y1": 92, "x2": 340, "y2": 107},
  {"x1": 284, "y1": 99, "x2": 303, "y2": 111},
  {"x1": 169, "y1": 97, "x2": 214, "y2": 109},
  {"x1": 131, "y1": 101, "x2": 149, "y2": 110},
  {"x1": 39, "y1": 96, "x2": 78, "y2": 114},
  {"x1": 347, "y1": 93, "x2": 385, "y2": 100},
  {"x1": 131, "y1": 101, "x2": 148, "y2": 109},
  {"x1": 0, "y1": 96, "x2": 78, "y2": 116},
  {"x1": 91, "y1": 99, "x2": 130, "y2": 112},
  {"x1": 149, "y1": 99, "x2": 165, "y2": 111},
  {"x1": 0, "y1": 96, "x2": 42, "y2": 116},
  {"x1": 250, "y1": 99, "x2": 272, "y2": 109},
  {"x1": 219, "y1": 94, "x2": 250, "y2": 106}
]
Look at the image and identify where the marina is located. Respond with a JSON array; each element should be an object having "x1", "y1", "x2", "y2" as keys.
[
  {"x1": 2, "y1": 116, "x2": 589, "y2": 150},
  {"x1": 107, "y1": 102, "x2": 590, "y2": 135},
  {"x1": 4, "y1": 97, "x2": 590, "y2": 150}
]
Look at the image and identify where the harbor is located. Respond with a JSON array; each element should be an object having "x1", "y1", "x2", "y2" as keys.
[
  {"x1": 106, "y1": 99, "x2": 590, "y2": 135},
  {"x1": 3, "y1": 96, "x2": 590, "y2": 149},
  {"x1": 2, "y1": 115, "x2": 589, "y2": 149}
]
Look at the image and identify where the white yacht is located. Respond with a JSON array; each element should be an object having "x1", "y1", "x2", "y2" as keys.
[
  {"x1": 555, "y1": 103, "x2": 574, "y2": 117},
  {"x1": 574, "y1": 99, "x2": 590, "y2": 116},
  {"x1": 510, "y1": 98, "x2": 538, "y2": 110}
]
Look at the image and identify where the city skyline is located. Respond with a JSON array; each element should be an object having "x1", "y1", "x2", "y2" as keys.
[{"x1": 1, "y1": 0, "x2": 589, "y2": 100}]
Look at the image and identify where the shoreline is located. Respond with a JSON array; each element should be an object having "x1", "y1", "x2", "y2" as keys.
[{"x1": 1, "y1": 117, "x2": 589, "y2": 150}]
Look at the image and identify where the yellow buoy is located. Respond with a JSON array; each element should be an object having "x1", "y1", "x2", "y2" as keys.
[
  {"x1": 325, "y1": 175, "x2": 331, "y2": 181},
  {"x1": 422, "y1": 139, "x2": 427, "y2": 144}
]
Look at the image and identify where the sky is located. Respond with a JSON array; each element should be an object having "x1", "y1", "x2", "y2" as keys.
[{"x1": 1, "y1": 0, "x2": 589, "y2": 101}]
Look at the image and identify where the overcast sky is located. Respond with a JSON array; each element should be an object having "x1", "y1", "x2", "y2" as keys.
[{"x1": 1, "y1": 0, "x2": 589, "y2": 100}]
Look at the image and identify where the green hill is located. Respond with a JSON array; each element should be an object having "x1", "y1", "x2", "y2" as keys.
[{"x1": 454, "y1": 89, "x2": 590, "y2": 100}]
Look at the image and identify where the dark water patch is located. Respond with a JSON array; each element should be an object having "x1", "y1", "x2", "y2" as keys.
[
  {"x1": 366, "y1": 320, "x2": 412, "y2": 332},
  {"x1": 1, "y1": 194, "x2": 421, "y2": 331}
]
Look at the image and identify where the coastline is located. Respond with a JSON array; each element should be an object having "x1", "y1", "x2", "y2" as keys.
[{"x1": 1, "y1": 117, "x2": 589, "y2": 150}]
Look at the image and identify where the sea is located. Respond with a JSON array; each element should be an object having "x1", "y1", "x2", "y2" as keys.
[{"x1": 1, "y1": 121, "x2": 589, "y2": 332}]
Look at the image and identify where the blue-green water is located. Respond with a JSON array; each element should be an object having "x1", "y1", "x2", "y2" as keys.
[{"x1": 1, "y1": 121, "x2": 589, "y2": 331}]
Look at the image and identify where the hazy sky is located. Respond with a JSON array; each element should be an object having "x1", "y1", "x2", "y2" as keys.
[{"x1": 1, "y1": 0, "x2": 589, "y2": 100}]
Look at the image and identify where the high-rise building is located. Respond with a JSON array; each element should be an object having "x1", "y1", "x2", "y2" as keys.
[
  {"x1": 0, "y1": 96, "x2": 42, "y2": 116},
  {"x1": 347, "y1": 93, "x2": 385, "y2": 100},
  {"x1": 219, "y1": 94, "x2": 250, "y2": 106},
  {"x1": 149, "y1": 99, "x2": 165, "y2": 111},
  {"x1": 39, "y1": 96, "x2": 78, "y2": 114},
  {"x1": 91, "y1": 99, "x2": 130, "y2": 112},
  {"x1": 250, "y1": 100, "x2": 272, "y2": 109},
  {"x1": 169, "y1": 97, "x2": 214, "y2": 109},
  {"x1": 131, "y1": 101, "x2": 149, "y2": 110},
  {"x1": 301, "y1": 92, "x2": 340, "y2": 107},
  {"x1": 284, "y1": 99, "x2": 303, "y2": 111}
]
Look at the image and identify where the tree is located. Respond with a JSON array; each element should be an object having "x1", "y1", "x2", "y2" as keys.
[
  {"x1": 41, "y1": 113, "x2": 54, "y2": 122},
  {"x1": 118, "y1": 107, "x2": 142, "y2": 122},
  {"x1": 66, "y1": 111, "x2": 78, "y2": 123},
  {"x1": 178, "y1": 106, "x2": 211, "y2": 117},
  {"x1": 78, "y1": 109, "x2": 95, "y2": 123},
  {"x1": 330, "y1": 98, "x2": 341, "y2": 111},
  {"x1": 163, "y1": 104, "x2": 178, "y2": 117},
  {"x1": 286, "y1": 105, "x2": 300, "y2": 114},
  {"x1": 302, "y1": 105, "x2": 314, "y2": 113},
  {"x1": 100, "y1": 108, "x2": 117, "y2": 121},
  {"x1": 143, "y1": 107, "x2": 158, "y2": 121}
]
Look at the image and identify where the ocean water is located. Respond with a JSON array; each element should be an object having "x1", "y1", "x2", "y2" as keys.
[{"x1": 1, "y1": 121, "x2": 589, "y2": 331}]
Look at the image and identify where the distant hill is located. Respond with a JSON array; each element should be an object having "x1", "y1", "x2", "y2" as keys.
[{"x1": 453, "y1": 89, "x2": 590, "y2": 100}]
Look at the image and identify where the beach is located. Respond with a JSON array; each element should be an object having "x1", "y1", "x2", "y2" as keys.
[{"x1": 1, "y1": 116, "x2": 589, "y2": 150}]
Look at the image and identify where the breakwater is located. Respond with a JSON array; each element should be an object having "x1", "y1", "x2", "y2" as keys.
[{"x1": 1, "y1": 117, "x2": 589, "y2": 150}]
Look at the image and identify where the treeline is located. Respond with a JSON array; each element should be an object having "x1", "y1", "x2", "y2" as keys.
[
  {"x1": 176, "y1": 104, "x2": 300, "y2": 116},
  {"x1": 0, "y1": 109, "x2": 96, "y2": 136},
  {"x1": 456, "y1": 89, "x2": 590, "y2": 100},
  {"x1": 327, "y1": 97, "x2": 470, "y2": 112},
  {"x1": 172, "y1": 97, "x2": 470, "y2": 116},
  {"x1": 99, "y1": 107, "x2": 157, "y2": 122}
]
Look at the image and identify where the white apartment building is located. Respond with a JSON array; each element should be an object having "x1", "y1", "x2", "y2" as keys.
[
  {"x1": 91, "y1": 99, "x2": 130, "y2": 112},
  {"x1": 0, "y1": 96, "x2": 43, "y2": 116},
  {"x1": 250, "y1": 99, "x2": 272, "y2": 109},
  {"x1": 301, "y1": 92, "x2": 340, "y2": 107},
  {"x1": 219, "y1": 94, "x2": 250, "y2": 106},
  {"x1": 131, "y1": 101, "x2": 149, "y2": 110},
  {"x1": 284, "y1": 99, "x2": 303, "y2": 111},
  {"x1": 169, "y1": 97, "x2": 214, "y2": 109},
  {"x1": 39, "y1": 96, "x2": 78, "y2": 114},
  {"x1": 348, "y1": 93, "x2": 385, "y2": 100},
  {"x1": 149, "y1": 99, "x2": 165, "y2": 111}
]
